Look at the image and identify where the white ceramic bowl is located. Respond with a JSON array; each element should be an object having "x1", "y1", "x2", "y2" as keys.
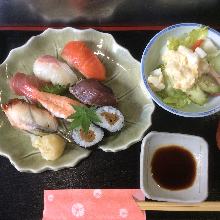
[
  {"x1": 141, "y1": 23, "x2": 220, "y2": 117},
  {"x1": 140, "y1": 131, "x2": 208, "y2": 203}
]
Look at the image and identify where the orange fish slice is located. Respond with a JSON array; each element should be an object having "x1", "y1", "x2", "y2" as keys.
[
  {"x1": 31, "y1": 88, "x2": 83, "y2": 119},
  {"x1": 61, "y1": 41, "x2": 106, "y2": 81}
]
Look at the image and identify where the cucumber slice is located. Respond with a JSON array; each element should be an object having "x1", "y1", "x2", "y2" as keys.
[
  {"x1": 198, "y1": 74, "x2": 220, "y2": 94},
  {"x1": 185, "y1": 85, "x2": 208, "y2": 105},
  {"x1": 210, "y1": 54, "x2": 220, "y2": 73}
]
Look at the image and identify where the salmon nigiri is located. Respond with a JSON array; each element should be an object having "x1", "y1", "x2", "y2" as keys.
[
  {"x1": 9, "y1": 73, "x2": 83, "y2": 118},
  {"x1": 61, "y1": 41, "x2": 106, "y2": 81}
]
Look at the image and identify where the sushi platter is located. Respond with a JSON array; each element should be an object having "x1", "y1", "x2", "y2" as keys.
[{"x1": 0, "y1": 28, "x2": 154, "y2": 172}]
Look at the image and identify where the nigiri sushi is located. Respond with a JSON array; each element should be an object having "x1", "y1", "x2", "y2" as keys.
[
  {"x1": 31, "y1": 90, "x2": 82, "y2": 118},
  {"x1": 9, "y1": 73, "x2": 83, "y2": 118},
  {"x1": 61, "y1": 41, "x2": 106, "y2": 81},
  {"x1": 69, "y1": 79, "x2": 117, "y2": 106},
  {"x1": 9, "y1": 72, "x2": 49, "y2": 100},
  {"x1": 95, "y1": 106, "x2": 124, "y2": 132},
  {"x1": 1, "y1": 99, "x2": 58, "y2": 134},
  {"x1": 33, "y1": 55, "x2": 78, "y2": 86},
  {"x1": 71, "y1": 124, "x2": 104, "y2": 148}
]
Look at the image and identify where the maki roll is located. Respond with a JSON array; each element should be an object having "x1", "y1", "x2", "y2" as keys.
[
  {"x1": 71, "y1": 124, "x2": 104, "y2": 148},
  {"x1": 95, "y1": 106, "x2": 124, "y2": 132}
]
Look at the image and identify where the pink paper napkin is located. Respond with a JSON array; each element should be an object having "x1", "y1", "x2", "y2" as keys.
[{"x1": 43, "y1": 189, "x2": 146, "y2": 220}]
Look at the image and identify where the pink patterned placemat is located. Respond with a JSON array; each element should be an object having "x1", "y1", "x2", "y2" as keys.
[{"x1": 43, "y1": 189, "x2": 146, "y2": 220}]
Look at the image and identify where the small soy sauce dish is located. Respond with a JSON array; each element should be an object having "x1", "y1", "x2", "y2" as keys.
[{"x1": 140, "y1": 131, "x2": 208, "y2": 203}]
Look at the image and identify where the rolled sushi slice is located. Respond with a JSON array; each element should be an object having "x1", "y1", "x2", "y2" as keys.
[
  {"x1": 95, "y1": 106, "x2": 124, "y2": 132},
  {"x1": 71, "y1": 124, "x2": 104, "y2": 148}
]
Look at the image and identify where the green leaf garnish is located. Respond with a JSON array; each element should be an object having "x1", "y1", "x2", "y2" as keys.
[
  {"x1": 68, "y1": 106, "x2": 101, "y2": 133},
  {"x1": 41, "y1": 84, "x2": 69, "y2": 95}
]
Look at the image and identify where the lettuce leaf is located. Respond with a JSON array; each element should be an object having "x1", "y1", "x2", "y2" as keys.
[
  {"x1": 167, "y1": 38, "x2": 182, "y2": 51},
  {"x1": 157, "y1": 89, "x2": 191, "y2": 109},
  {"x1": 167, "y1": 26, "x2": 208, "y2": 50}
]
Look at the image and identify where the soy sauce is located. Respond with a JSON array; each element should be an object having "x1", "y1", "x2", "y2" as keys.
[{"x1": 151, "y1": 146, "x2": 196, "y2": 190}]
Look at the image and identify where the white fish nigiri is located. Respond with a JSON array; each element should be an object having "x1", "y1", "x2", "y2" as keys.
[
  {"x1": 1, "y1": 99, "x2": 58, "y2": 134},
  {"x1": 33, "y1": 55, "x2": 78, "y2": 86}
]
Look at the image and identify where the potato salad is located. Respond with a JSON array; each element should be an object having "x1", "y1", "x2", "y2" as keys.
[{"x1": 147, "y1": 27, "x2": 220, "y2": 108}]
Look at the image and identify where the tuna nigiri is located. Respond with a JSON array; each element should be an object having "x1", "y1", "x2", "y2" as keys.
[
  {"x1": 1, "y1": 99, "x2": 58, "y2": 134},
  {"x1": 33, "y1": 55, "x2": 78, "y2": 86},
  {"x1": 9, "y1": 72, "x2": 49, "y2": 100},
  {"x1": 61, "y1": 41, "x2": 106, "y2": 81},
  {"x1": 10, "y1": 73, "x2": 83, "y2": 118}
]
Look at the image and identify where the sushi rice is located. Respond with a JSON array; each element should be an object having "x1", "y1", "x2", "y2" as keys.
[
  {"x1": 95, "y1": 106, "x2": 124, "y2": 132},
  {"x1": 71, "y1": 124, "x2": 104, "y2": 148}
]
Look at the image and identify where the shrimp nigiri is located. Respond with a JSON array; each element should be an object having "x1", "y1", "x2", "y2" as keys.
[
  {"x1": 61, "y1": 41, "x2": 106, "y2": 81},
  {"x1": 1, "y1": 99, "x2": 58, "y2": 134},
  {"x1": 9, "y1": 73, "x2": 83, "y2": 118},
  {"x1": 33, "y1": 55, "x2": 78, "y2": 86},
  {"x1": 31, "y1": 89, "x2": 82, "y2": 118}
]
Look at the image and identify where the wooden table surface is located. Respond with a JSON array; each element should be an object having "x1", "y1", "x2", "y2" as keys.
[{"x1": 0, "y1": 30, "x2": 220, "y2": 220}]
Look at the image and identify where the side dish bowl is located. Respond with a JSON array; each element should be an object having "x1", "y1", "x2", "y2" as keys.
[
  {"x1": 140, "y1": 131, "x2": 208, "y2": 203},
  {"x1": 141, "y1": 23, "x2": 220, "y2": 117},
  {"x1": 0, "y1": 28, "x2": 155, "y2": 172}
]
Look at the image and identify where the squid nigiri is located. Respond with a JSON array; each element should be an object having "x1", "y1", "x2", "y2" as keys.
[
  {"x1": 33, "y1": 55, "x2": 78, "y2": 86},
  {"x1": 1, "y1": 99, "x2": 58, "y2": 134},
  {"x1": 61, "y1": 41, "x2": 106, "y2": 81},
  {"x1": 10, "y1": 73, "x2": 83, "y2": 118}
]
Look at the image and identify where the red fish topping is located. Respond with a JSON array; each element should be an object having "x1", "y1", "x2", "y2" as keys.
[{"x1": 9, "y1": 72, "x2": 49, "y2": 100}]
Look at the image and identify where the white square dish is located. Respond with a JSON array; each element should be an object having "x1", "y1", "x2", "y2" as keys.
[{"x1": 140, "y1": 131, "x2": 208, "y2": 203}]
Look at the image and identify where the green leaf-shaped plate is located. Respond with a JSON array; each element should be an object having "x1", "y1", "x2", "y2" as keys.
[{"x1": 0, "y1": 28, "x2": 155, "y2": 172}]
